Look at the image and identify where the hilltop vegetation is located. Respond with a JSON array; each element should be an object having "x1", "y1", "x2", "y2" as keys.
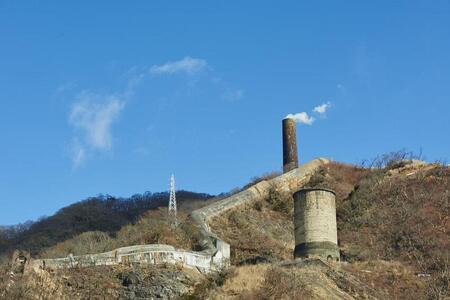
[
  {"x1": 0, "y1": 190, "x2": 213, "y2": 260},
  {"x1": 0, "y1": 152, "x2": 448, "y2": 299},
  {"x1": 208, "y1": 155, "x2": 449, "y2": 299}
]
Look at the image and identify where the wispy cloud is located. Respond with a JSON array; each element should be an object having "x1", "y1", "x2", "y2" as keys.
[
  {"x1": 129, "y1": 57, "x2": 244, "y2": 103},
  {"x1": 313, "y1": 102, "x2": 331, "y2": 114},
  {"x1": 68, "y1": 91, "x2": 125, "y2": 167},
  {"x1": 286, "y1": 101, "x2": 333, "y2": 125},
  {"x1": 150, "y1": 56, "x2": 207, "y2": 75},
  {"x1": 285, "y1": 112, "x2": 315, "y2": 125},
  {"x1": 66, "y1": 55, "x2": 242, "y2": 167}
]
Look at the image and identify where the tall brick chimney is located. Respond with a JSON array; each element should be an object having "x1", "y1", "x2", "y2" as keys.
[{"x1": 282, "y1": 118, "x2": 298, "y2": 173}]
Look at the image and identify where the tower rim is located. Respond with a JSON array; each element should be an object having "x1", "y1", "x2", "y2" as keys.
[{"x1": 294, "y1": 187, "x2": 336, "y2": 196}]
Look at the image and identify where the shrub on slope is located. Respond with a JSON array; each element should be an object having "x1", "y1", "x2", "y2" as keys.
[{"x1": 0, "y1": 191, "x2": 212, "y2": 257}]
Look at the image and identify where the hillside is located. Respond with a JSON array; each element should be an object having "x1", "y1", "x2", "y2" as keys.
[
  {"x1": 0, "y1": 156, "x2": 449, "y2": 299},
  {"x1": 209, "y1": 159, "x2": 449, "y2": 299},
  {"x1": 0, "y1": 190, "x2": 213, "y2": 259}
]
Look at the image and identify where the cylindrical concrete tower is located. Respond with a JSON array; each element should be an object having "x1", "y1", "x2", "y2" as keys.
[
  {"x1": 293, "y1": 188, "x2": 339, "y2": 261},
  {"x1": 282, "y1": 118, "x2": 298, "y2": 173}
]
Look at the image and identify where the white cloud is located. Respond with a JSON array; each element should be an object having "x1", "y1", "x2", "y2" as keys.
[
  {"x1": 313, "y1": 102, "x2": 331, "y2": 114},
  {"x1": 68, "y1": 91, "x2": 125, "y2": 167},
  {"x1": 286, "y1": 101, "x2": 333, "y2": 126},
  {"x1": 285, "y1": 112, "x2": 315, "y2": 125},
  {"x1": 65, "y1": 56, "x2": 240, "y2": 167},
  {"x1": 150, "y1": 56, "x2": 207, "y2": 75}
]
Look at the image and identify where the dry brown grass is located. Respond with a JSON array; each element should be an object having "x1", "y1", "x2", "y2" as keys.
[
  {"x1": 209, "y1": 264, "x2": 311, "y2": 300},
  {"x1": 211, "y1": 263, "x2": 364, "y2": 300},
  {"x1": 308, "y1": 161, "x2": 368, "y2": 207},
  {"x1": 2, "y1": 264, "x2": 204, "y2": 300},
  {"x1": 208, "y1": 162, "x2": 365, "y2": 266},
  {"x1": 0, "y1": 267, "x2": 66, "y2": 300},
  {"x1": 40, "y1": 208, "x2": 203, "y2": 258},
  {"x1": 7, "y1": 159, "x2": 447, "y2": 299},
  {"x1": 337, "y1": 165, "x2": 449, "y2": 268},
  {"x1": 210, "y1": 204, "x2": 294, "y2": 265},
  {"x1": 217, "y1": 264, "x2": 269, "y2": 297},
  {"x1": 210, "y1": 161, "x2": 449, "y2": 298},
  {"x1": 341, "y1": 260, "x2": 426, "y2": 299}
]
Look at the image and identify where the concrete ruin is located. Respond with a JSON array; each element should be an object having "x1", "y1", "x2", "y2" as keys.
[
  {"x1": 282, "y1": 116, "x2": 340, "y2": 261},
  {"x1": 29, "y1": 243, "x2": 230, "y2": 274},
  {"x1": 293, "y1": 188, "x2": 340, "y2": 261},
  {"x1": 23, "y1": 118, "x2": 335, "y2": 274},
  {"x1": 26, "y1": 158, "x2": 329, "y2": 274}
]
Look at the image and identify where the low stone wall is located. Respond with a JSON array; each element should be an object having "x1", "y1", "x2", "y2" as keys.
[{"x1": 30, "y1": 241, "x2": 230, "y2": 273}]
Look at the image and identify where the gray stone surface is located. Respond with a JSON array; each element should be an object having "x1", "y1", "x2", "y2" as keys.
[{"x1": 30, "y1": 243, "x2": 228, "y2": 273}]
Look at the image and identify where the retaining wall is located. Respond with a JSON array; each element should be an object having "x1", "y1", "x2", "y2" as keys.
[{"x1": 30, "y1": 242, "x2": 230, "y2": 273}]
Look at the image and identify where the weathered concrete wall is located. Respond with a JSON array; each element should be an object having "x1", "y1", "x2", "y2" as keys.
[
  {"x1": 293, "y1": 188, "x2": 339, "y2": 261},
  {"x1": 29, "y1": 242, "x2": 229, "y2": 274}
]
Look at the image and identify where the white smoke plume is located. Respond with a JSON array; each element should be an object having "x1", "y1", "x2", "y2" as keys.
[
  {"x1": 285, "y1": 112, "x2": 315, "y2": 125},
  {"x1": 286, "y1": 101, "x2": 333, "y2": 125},
  {"x1": 313, "y1": 102, "x2": 331, "y2": 114}
]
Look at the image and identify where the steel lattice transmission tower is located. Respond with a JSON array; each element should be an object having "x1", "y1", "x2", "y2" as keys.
[{"x1": 168, "y1": 174, "x2": 178, "y2": 228}]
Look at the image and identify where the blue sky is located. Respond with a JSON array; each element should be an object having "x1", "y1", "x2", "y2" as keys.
[{"x1": 1, "y1": 1, "x2": 449, "y2": 225}]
